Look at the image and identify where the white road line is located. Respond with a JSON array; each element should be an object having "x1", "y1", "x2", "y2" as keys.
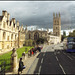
[
  {"x1": 67, "y1": 55, "x2": 73, "y2": 60},
  {"x1": 38, "y1": 66, "x2": 41, "y2": 73},
  {"x1": 55, "y1": 56, "x2": 59, "y2": 61},
  {"x1": 54, "y1": 52, "x2": 66, "y2": 74},
  {"x1": 41, "y1": 58, "x2": 43, "y2": 63},
  {"x1": 63, "y1": 52, "x2": 73, "y2": 60},
  {"x1": 59, "y1": 63, "x2": 66, "y2": 74}
]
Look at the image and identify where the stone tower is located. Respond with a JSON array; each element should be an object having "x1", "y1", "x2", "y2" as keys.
[{"x1": 53, "y1": 12, "x2": 61, "y2": 42}]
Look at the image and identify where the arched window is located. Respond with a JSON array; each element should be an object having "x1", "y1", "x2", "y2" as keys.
[
  {"x1": 7, "y1": 36, "x2": 9, "y2": 41},
  {"x1": 34, "y1": 32, "x2": 39, "y2": 40},
  {"x1": 56, "y1": 27, "x2": 57, "y2": 29},
  {"x1": 3, "y1": 32, "x2": 6, "y2": 40},
  {"x1": 57, "y1": 20, "x2": 59, "y2": 25},
  {"x1": 29, "y1": 34, "x2": 31, "y2": 39},
  {"x1": 11, "y1": 34, "x2": 13, "y2": 39},
  {"x1": 15, "y1": 35, "x2": 16, "y2": 40},
  {"x1": 56, "y1": 32, "x2": 58, "y2": 36}
]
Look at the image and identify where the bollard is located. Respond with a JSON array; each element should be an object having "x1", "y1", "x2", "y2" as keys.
[{"x1": 11, "y1": 48, "x2": 18, "y2": 73}]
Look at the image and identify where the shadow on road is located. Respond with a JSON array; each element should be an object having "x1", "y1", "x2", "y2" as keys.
[{"x1": 33, "y1": 51, "x2": 63, "y2": 74}]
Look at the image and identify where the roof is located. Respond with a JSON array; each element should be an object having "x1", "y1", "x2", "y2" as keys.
[
  {"x1": 28, "y1": 30, "x2": 47, "y2": 32},
  {"x1": 0, "y1": 16, "x2": 3, "y2": 21}
]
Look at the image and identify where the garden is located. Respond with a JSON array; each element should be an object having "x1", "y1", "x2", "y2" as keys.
[{"x1": 0, "y1": 46, "x2": 33, "y2": 71}]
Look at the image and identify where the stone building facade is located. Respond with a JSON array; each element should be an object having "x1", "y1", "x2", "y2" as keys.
[
  {"x1": 25, "y1": 29, "x2": 48, "y2": 46},
  {"x1": 26, "y1": 30, "x2": 47, "y2": 40},
  {"x1": 0, "y1": 10, "x2": 25, "y2": 52}
]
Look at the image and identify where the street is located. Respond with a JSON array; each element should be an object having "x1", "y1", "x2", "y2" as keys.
[{"x1": 27, "y1": 43, "x2": 75, "y2": 74}]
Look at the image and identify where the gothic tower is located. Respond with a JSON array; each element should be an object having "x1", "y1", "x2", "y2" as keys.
[{"x1": 53, "y1": 12, "x2": 61, "y2": 42}]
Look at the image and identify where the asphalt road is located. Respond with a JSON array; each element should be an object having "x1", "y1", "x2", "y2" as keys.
[{"x1": 27, "y1": 43, "x2": 75, "y2": 74}]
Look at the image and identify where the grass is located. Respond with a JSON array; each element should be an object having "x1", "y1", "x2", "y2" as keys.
[{"x1": 0, "y1": 46, "x2": 33, "y2": 71}]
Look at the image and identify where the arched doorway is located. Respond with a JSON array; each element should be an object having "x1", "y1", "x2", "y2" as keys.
[{"x1": 34, "y1": 32, "x2": 39, "y2": 40}]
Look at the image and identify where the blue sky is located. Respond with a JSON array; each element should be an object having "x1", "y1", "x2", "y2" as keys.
[{"x1": 0, "y1": 1, "x2": 75, "y2": 30}]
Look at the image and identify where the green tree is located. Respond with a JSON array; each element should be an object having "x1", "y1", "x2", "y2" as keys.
[
  {"x1": 62, "y1": 31, "x2": 67, "y2": 41},
  {"x1": 68, "y1": 30, "x2": 75, "y2": 37},
  {"x1": 36, "y1": 38, "x2": 47, "y2": 45}
]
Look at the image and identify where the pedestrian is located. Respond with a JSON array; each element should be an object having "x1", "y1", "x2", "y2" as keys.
[
  {"x1": 30, "y1": 50, "x2": 32, "y2": 56},
  {"x1": 37, "y1": 45, "x2": 41, "y2": 52},
  {"x1": 22, "y1": 52, "x2": 25, "y2": 57},
  {"x1": 31, "y1": 49, "x2": 34, "y2": 56},
  {"x1": 18, "y1": 58, "x2": 26, "y2": 74},
  {"x1": 28, "y1": 50, "x2": 30, "y2": 57}
]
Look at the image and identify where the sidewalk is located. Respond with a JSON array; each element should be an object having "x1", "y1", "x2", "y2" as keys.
[
  {"x1": 5, "y1": 52, "x2": 40, "y2": 75},
  {"x1": 22, "y1": 52, "x2": 39, "y2": 74}
]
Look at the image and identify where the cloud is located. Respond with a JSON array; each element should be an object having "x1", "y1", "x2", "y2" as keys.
[{"x1": 0, "y1": 1, "x2": 75, "y2": 30}]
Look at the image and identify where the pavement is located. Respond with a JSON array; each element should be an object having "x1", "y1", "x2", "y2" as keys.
[{"x1": 22, "y1": 52, "x2": 40, "y2": 74}]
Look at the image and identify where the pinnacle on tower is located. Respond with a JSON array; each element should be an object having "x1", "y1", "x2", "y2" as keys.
[
  {"x1": 17, "y1": 21, "x2": 19, "y2": 26},
  {"x1": 59, "y1": 12, "x2": 60, "y2": 17},
  {"x1": 53, "y1": 13, "x2": 55, "y2": 18},
  {"x1": 56, "y1": 13, "x2": 58, "y2": 17},
  {"x1": 25, "y1": 25, "x2": 27, "y2": 30},
  {"x1": 26, "y1": 25, "x2": 27, "y2": 28}
]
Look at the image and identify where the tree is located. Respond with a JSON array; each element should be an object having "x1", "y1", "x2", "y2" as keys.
[
  {"x1": 36, "y1": 38, "x2": 47, "y2": 45},
  {"x1": 62, "y1": 31, "x2": 67, "y2": 41},
  {"x1": 68, "y1": 30, "x2": 75, "y2": 37}
]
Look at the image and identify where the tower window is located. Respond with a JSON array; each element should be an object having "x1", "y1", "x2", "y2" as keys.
[
  {"x1": 56, "y1": 32, "x2": 58, "y2": 36},
  {"x1": 3, "y1": 32, "x2": 6, "y2": 39},
  {"x1": 7, "y1": 36, "x2": 9, "y2": 41},
  {"x1": 29, "y1": 34, "x2": 31, "y2": 39},
  {"x1": 56, "y1": 27, "x2": 57, "y2": 29}
]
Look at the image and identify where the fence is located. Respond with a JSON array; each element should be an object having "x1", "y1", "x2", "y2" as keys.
[{"x1": 0, "y1": 58, "x2": 12, "y2": 75}]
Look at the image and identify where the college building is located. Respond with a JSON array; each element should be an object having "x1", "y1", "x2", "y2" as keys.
[{"x1": 0, "y1": 10, "x2": 25, "y2": 52}]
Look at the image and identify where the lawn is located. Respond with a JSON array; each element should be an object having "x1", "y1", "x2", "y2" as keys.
[{"x1": 0, "y1": 46, "x2": 33, "y2": 71}]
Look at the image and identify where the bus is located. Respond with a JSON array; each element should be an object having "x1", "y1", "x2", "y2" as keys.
[{"x1": 66, "y1": 37, "x2": 75, "y2": 52}]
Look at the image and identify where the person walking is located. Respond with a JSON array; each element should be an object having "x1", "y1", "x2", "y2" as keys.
[
  {"x1": 37, "y1": 45, "x2": 41, "y2": 52},
  {"x1": 22, "y1": 52, "x2": 25, "y2": 57},
  {"x1": 18, "y1": 58, "x2": 25, "y2": 74}
]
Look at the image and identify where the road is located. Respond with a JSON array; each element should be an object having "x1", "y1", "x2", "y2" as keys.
[{"x1": 27, "y1": 43, "x2": 75, "y2": 74}]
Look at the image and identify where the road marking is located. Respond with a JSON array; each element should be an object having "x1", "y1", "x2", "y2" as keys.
[
  {"x1": 63, "y1": 52, "x2": 73, "y2": 60},
  {"x1": 67, "y1": 55, "x2": 73, "y2": 60},
  {"x1": 54, "y1": 52, "x2": 66, "y2": 74},
  {"x1": 38, "y1": 65, "x2": 41, "y2": 73},
  {"x1": 41, "y1": 58, "x2": 43, "y2": 63},
  {"x1": 59, "y1": 63, "x2": 66, "y2": 74},
  {"x1": 55, "y1": 56, "x2": 59, "y2": 61},
  {"x1": 67, "y1": 53, "x2": 75, "y2": 59}
]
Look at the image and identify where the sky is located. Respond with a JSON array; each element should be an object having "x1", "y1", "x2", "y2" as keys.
[{"x1": 0, "y1": 1, "x2": 75, "y2": 30}]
